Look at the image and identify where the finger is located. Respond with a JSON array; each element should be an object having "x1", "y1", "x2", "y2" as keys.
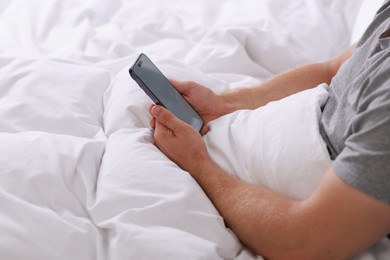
[
  {"x1": 168, "y1": 78, "x2": 180, "y2": 86},
  {"x1": 148, "y1": 104, "x2": 154, "y2": 114},
  {"x1": 153, "y1": 119, "x2": 174, "y2": 148},
  {"x1": 149, "y1": 116, "x2": 156, "y2": 129},
  {"x1": 200, "y1": 124, "x2": 210, "y2": 136},
  {"x1": 168, "y1": 79, "x2": 194, "y2": 94},
  {"x1": 154, "y1": 118, "x2": 172, "y2": 137},
  {"x1": 149, "y1": 104, "x2": 156, "y2": 128},
  {"x1": 151, "y1": 105, "x2": 185, "y2": 132}
]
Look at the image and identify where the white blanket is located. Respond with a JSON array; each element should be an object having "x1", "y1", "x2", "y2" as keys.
[
  {"x1": 205, "y1": 85, "x2": 331, "y2": 200},
  {"x1": 1, "y1": 0, "x2": 389, "y2": 259}
]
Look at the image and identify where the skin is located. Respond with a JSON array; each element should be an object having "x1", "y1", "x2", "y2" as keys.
[{"x1": 149, "y1": 44, "x2": 390, "y2": 259}]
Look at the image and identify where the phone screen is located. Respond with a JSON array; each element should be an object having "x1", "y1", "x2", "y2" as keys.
[{"x1": 129, "y1": 53, "x2": 204, "y2": 132}]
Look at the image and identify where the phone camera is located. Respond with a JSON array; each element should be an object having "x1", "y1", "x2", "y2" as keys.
[{"x1": 137, "y1": 61, "x2": 142, "y2": 67}]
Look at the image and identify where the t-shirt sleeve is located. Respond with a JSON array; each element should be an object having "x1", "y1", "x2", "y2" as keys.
[{"x1": 333, "y1": 91, "x2": 390, "y2": 205}]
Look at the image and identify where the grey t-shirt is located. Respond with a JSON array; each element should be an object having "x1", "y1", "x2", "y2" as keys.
[{"x1": 320, "y1": 1, "x2": 390, "y2": 204}]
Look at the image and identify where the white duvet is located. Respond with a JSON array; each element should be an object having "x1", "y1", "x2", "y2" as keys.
[{"x1": 1, "y1": 0, "x2": 389, "y2": 259}]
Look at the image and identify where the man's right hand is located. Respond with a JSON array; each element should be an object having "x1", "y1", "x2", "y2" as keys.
[{"x1": 169, "y1": 80, "x2": 228, "y2": 134}]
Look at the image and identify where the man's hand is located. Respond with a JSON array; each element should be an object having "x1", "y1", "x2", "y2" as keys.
[
  {"x1": 150, "y1": 105, "x2": 210, "y2": 173},
  {"x1": 169, "y1": 80, "x2": 229, "y2": 134}
]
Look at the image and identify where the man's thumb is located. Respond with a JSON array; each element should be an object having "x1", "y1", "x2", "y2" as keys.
[{"x1": 151, "y1": 105, "x2": 183, "y2": 132}]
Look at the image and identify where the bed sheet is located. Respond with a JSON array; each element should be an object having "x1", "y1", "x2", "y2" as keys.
[{"x1": 1, "y1": 0, "x2": 389, "y2": 259}]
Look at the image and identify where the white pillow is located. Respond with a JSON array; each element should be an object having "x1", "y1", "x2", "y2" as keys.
[
  {"x1": 350, "y1": 0, "x2": 384, "y2": 43},
  {"x1": 204, "y1": 84, "x2": 332, "y2": 200}
]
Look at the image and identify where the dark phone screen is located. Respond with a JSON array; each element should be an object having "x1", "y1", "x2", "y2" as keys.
[{"x1": 130, "y1": 54, "x2": 203, "y2": 132}]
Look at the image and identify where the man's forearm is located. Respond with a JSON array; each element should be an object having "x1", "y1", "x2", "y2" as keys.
[
  {"x1": 192, "y1": 159, "x2": 306, "y2": 259},
  {"x1": 220, "y1": 61, "x2": 333, "y2": 113},
  {"x1": 220, "y1": 44, "x2": 357, "y2": 114},
  {"x1": 190, "y1": 158, "x2": 390, "y2": 260}
]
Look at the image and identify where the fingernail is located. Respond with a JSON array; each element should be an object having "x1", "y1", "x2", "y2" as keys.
[{"x1": 152, "y1": 106, "x2": 161, "y2": 116}]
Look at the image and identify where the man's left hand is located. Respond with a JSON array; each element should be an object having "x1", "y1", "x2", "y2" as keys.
[{"x1": 150, "y1": 105, "x2": 210, "y2": 173}]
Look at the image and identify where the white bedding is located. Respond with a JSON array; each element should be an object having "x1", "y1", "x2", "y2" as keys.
[{"x1": 1, "y1": 0, "x2": 389, "y2": 259}]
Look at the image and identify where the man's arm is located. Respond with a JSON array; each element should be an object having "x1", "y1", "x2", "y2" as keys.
[
  {"x1": 220, "y1": 44, "x2": 357, "y2": 112},
  {"x1": 190, "y1": 160, "x2": 390, "y2": 259},
  {"x1": 150, "y1": 106, "x2": 390, "y2": 259},
  {"x1": 171, "y1": 44, "x2": 357, "y2": 130}
]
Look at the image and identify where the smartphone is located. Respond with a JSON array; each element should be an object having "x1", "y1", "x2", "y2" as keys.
[{"x1": 129, "y1": 53, "x2": 204, "y2": 133}]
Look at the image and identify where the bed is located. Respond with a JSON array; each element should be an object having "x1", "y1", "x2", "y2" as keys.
[{"x1": 0, "y1": 0, "x2": 388, "y2": 259}]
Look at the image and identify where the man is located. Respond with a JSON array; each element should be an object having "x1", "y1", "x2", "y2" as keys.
[{"x1": 149, "y1": 1, "x2": 390, "y2": 259}]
